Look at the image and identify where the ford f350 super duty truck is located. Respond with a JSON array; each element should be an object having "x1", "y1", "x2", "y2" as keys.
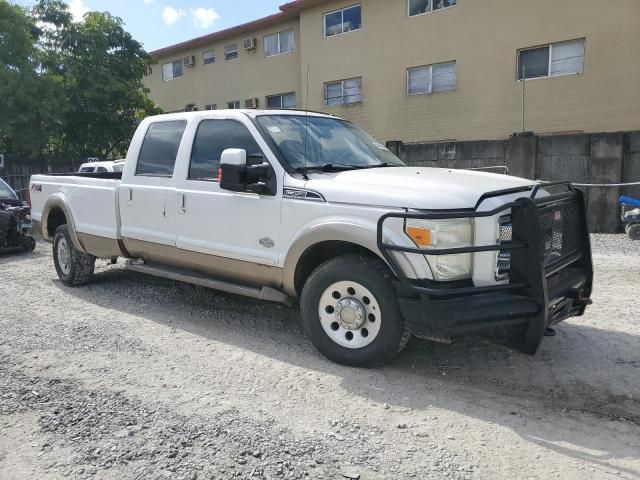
[{"x1": 30, "y1": 110, "x2": 593, "y2": 367}]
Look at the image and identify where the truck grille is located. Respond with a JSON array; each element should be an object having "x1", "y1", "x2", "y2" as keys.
[
  {"x1": 537, "y1": 198, "x2": 583, "y2": 270},
  {"x1": 496, "y1": 215, "x2": 512, "y2": 280},
  {"x1": 495, "y1": 195, "x2": 584, "y2": 280}
]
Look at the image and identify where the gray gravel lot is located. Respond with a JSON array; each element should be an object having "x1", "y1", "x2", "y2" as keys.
[{"x1": 0, "y1": 234, "x2": 639, "y2": 479}]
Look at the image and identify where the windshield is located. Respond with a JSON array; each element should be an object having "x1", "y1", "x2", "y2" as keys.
[
  {"x1": 256, "y1": 115, "x2": 405, "y2": 172},
  {"x1": 0, "y1": 179, "x2": 17, "y2": 200}
]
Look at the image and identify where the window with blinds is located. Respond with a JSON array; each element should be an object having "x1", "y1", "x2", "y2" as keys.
[
  {"x1": 518, "y1": 39, "x2": 585, "y2": 80},
  {"x1": 407, "y1": 62, "x2": 456, "y2": 95}
]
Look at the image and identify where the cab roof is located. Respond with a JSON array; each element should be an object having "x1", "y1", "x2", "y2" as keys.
[{"x1": 147, "y1": 109, "x2": 338, "y2": 123}]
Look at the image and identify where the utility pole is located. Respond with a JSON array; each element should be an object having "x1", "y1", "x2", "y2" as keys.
[{"x1": 521, "y1": 65, "x2": 526, "y2": 133}]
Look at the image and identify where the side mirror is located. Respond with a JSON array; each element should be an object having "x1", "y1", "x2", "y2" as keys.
[
  {"x1": 219, "y1": 149, "x2": 248, "y2": 193},
  {"x1": 221, "y1": 148, "x2": 247, "y2": 167},
  {"x1": 219, "y1": 149, "x2": 273, "y2": 195}
]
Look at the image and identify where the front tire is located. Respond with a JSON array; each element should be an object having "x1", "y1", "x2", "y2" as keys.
[
  {"x1": 53, "y1": 225, "x2": 95, "y2": 286},
  {"x1": 300, "y1": 254, "x2": 410, "y2": 368}
]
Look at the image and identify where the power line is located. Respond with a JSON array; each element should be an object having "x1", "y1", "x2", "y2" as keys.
[{"x1": 570, "y1": 181, "x2": 640, "y2": 187}]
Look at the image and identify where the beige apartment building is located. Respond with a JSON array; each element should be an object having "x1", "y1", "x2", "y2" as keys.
[{"x1": 145, "y1": 0, "x2": 640, "y2": 143}]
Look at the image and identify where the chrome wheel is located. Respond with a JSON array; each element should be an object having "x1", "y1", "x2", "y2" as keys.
[
  {"x1": 57, "y1": 238, "x2": 72, "y2": 276},
  {"x1": 318, "y1": 281, "x2": 381, "y2": 349}
]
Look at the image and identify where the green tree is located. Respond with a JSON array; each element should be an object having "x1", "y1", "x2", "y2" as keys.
[
  {"x1": 0, "y1": 1, "x2": 66, "y2": 157},
  {"x1": 0, "y1": 0, "x2": 160, "y2": 160},
  {"x1": 34, "y1": 0, "x2": 161, "y2": 160}
]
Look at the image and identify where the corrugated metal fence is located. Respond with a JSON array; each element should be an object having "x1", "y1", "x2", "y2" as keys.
[{"x1": 1, "y1": 159, "x2": 74, "y2": 202}]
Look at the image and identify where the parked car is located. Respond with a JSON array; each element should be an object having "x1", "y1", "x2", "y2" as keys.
[
  {"x1": 78, "y1": 160, "x2": 125, "y2": 173},
  {"x1": 0, "y1": 178, "x2": 35, "y2": 253},
  {"x1": 29, "y1": 110, "x2": 593, "y2": 367}
]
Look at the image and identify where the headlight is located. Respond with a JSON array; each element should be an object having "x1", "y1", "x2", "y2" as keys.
[{"x1": 405, "y1": 218, "x2": 473, "y2": 281}]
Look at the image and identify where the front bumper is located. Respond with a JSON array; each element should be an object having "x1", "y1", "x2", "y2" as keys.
[{"x1": 377, "y1": 182, "x2": 593, "y2": 354}]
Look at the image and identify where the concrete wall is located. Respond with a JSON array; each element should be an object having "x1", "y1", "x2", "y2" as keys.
[
  {"x1": 391, "y1": 131, "x2": 640, "y2": 233},
  {"x1": 145, "y1": 18, "x2": 302, "y2": 113},
  {"x1": 623, "y1": 132, "x2": 640, "y2": 199}
]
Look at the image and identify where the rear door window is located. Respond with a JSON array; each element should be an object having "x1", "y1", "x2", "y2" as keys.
[
  {"x1": 136, "y1": 121, "x2": 187, "y2": 177},
  {"x1": 80, "y1": 167, "x2": 95, "y2": 173},
  {"x1": 189, "y1": 120, "x2": 262, "y2": 181}
]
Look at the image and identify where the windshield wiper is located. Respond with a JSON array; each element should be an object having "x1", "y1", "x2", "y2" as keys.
[
  {"x1": 295, "y1": 164, "x2": 367, "y2": 173},
  {"x1": 357, "y1": 163, "x2": 401, "y2": 169},
  {"x1": 295, "y1": 163, "x2": 398, "y2": 174}
]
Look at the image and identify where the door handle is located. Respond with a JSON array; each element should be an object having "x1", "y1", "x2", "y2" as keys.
[{"x1": 178, "y1": 193, "x2": 186, "y2": 213}]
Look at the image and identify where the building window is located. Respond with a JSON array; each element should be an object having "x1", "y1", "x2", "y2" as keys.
[
  {"x1": 407, "y1": 61, "x2": 456, "y2": 95},
  {"x1": 162, "y1": 59, "x2": 183, "y2": 81},
  {"x1": 227, "y1": 100, "x2": 240, "y2": 109},
  {"x1": 265, "y1": 30, "x2": 295, "y2": 57},
  {"x1": 225, "y1": 44, "x2": 238, "y2": 61},
  {"x1": 517, "y1": 39, "x2": 585, "y2": 80},
  {"x1": 408, "y1": 0, "x2": 456, "y2": 16},
  {"x1": 266, "y1": 92, "x2": 297, "y2": 109},
  {"x1": 324, "y1": 78, "x2": 362, "y2": 106},
  {"x1": 204, "y1": 104, "x2": 217, "y2": 110},
  {"x1": 203, "y1": 50, "x2": 215, "y2": 65},
  {"x1": 324, "y1": 5, "x2": 361, "y2": 38}
]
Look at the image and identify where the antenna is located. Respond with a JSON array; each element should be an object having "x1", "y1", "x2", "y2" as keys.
[{"x1": 302, "y1": 63, "x2": 310, "y2": 180}]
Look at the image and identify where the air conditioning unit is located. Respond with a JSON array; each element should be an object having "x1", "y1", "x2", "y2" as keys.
[
  {"x1": 243, "y1": 38, "x2": 257, "y2": 50},
  {"x1": 245, "y1": 98, "x2": 259, "y2": 109},
  {"x1": 183, "y1": 55, "x2": 196, "y2": 67}
]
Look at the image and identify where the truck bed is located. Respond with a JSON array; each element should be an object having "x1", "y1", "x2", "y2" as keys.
[
  {"x1": 45, "y1": 171, "x2": 123, "y2": 180},
  {"x1": 30, "y1": 174, "x2": 122, "y2": 242}
]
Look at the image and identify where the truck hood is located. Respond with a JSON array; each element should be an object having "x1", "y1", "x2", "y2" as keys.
[{"x1": 302, "y1": 167, "x2": 537, "y2": 209}]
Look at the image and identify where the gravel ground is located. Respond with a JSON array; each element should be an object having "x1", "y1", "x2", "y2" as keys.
[{"x1": 0, "y1": 234, "x2": 639, "y2": 480}]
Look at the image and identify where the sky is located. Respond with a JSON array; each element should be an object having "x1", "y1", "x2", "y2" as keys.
[{"x1": 13, "y1": 0, "x2": 288, "y2": 52}]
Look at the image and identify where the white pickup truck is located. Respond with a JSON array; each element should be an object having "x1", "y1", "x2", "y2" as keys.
[{"x1": 30, "y1": 110, "x2": 593, "y2": 367}]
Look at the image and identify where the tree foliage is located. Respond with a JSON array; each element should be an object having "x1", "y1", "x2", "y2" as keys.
[
  {"x1": 0, "y1": 1, "x2": 65, "y2": 157},
  {"x1": 0, "y1": 0, "x2": 161, "y2": 160}
]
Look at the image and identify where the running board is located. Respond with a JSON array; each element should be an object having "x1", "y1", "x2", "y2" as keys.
[{"x1": 124, "y1": 260, "x2": 292, "y2": 306}]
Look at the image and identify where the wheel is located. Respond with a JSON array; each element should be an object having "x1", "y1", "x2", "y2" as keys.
[
  {"x1": 627, "y1": 224, "x2": 640, "y2": 241},
  {"x1": 300, "y1": 254, "x2": 410, "y2": 368},
  {"x1": 53, "y1": 225, "x2": 95, "y2": 286},
  {"x1": 23, "y1": 236, "x2": 36, "y2": 252}
]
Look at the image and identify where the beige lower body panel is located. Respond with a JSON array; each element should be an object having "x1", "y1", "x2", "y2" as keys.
[
  {"x1": 123, "y1": 238, "x2": 283, "y2": 290},
  {"x1": 77, "y1": 233, "x2": 124, "y2": 259}
]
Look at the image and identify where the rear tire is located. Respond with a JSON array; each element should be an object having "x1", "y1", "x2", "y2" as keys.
[
  {"x1": 300, "y1": 254, "x2": 410, "y2": 368},
  {"x1": 53, "y1": 225, "x2": 95, "y2": 286},
  {"x1": 627, "y1": 224, "x2": 640, "y2": 241}
]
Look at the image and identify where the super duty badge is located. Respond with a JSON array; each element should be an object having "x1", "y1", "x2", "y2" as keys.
[{"x1": 283, "y1": 188, "x2": 325, "y2": 202}]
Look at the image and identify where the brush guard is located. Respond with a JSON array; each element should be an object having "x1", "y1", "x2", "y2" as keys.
[{"x1": 376, "y1": 182, "x2": 593, "y2": 354}]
